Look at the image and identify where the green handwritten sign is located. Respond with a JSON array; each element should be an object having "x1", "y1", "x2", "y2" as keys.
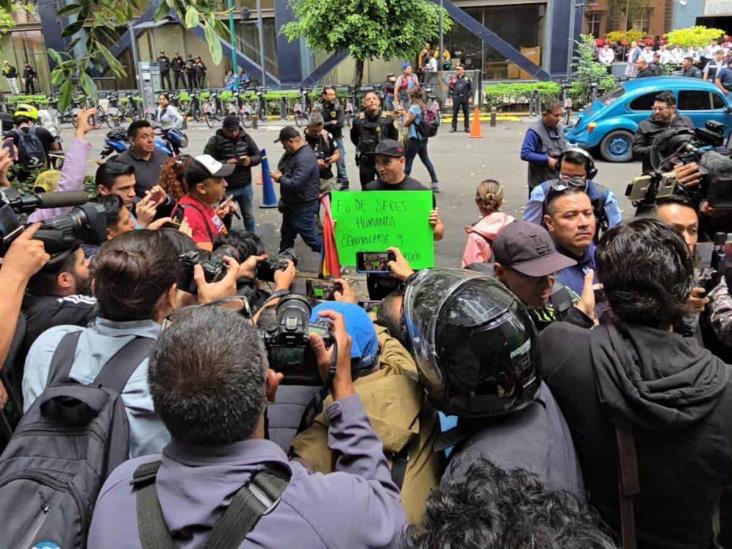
[{"x1": 331, "y1": 190, "x2": 435, "y2": 269}]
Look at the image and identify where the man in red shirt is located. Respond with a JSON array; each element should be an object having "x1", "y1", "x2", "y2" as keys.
[{"x1": 178, "y1": 154, "x2": 235, "y2": 251}]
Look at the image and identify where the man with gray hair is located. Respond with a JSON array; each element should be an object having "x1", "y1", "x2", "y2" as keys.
[
  {"x1": 520, "y1": 98, "x2": 568, "y2": 193},
  {"x1": 303, "y1": 112, "x2": 340, "y2": 193}
]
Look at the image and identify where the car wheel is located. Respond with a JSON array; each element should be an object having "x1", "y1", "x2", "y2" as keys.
[{"x1": 600, "y1": 130, "x2": 633, "y2": 163}]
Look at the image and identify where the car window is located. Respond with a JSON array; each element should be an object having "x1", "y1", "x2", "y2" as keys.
[
  {"x1": 678, "y1": 90, "x2": 712, "y2": 110},
  {"x1": 601, "y1": 86, "x2": 625, "y2": 106},
  {"x1": 629, "y1": 92, "x2": 658, "y2": 111},
  {"x1": 712, "y1": 92, "x2": 727, "y2": 109}
]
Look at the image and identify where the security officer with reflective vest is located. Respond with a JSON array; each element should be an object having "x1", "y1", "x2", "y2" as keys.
[{"x1": 350, "y1": 91, "x2": 398, "y2": 188}]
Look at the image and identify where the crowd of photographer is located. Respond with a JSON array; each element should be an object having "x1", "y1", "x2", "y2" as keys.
[{"x1": 2, "y1": 84, "x2": 732, "y2": 549}]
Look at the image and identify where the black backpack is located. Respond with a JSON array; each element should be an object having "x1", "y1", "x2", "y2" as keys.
[
  {"x1": 0, "y1": 331, "x2": 155, "y2": 548},
  {"x1": 14, "y1": 126, "x2": 47, "y2": 170},
  {"x1": 417, "y1": 104, "x2": 440, "y2": 138}
]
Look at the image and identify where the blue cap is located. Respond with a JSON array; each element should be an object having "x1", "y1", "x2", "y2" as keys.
[
  {"x1": 402, "y1": 62, "x2": 411, "y2": 70},
  {"x1": 311, "y1": 301, "x2": 379, "y2": 376}
]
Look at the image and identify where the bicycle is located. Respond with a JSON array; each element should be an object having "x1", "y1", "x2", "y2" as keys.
[
  {"x1": 238, "y1": 92, "x2": 255, "y2": 128},
  {"x1": 255, "y1": 88, "x2": 268, "y2": 123},
  {"x1": 201, "y1": 90, "x2": 220, "y2": 128},
  {"x1": 98, "y1": 92, "x2": 124, "y2": 129},
  {"x1": 293, "y1": 87, "x2": 312, "y2": 127}
]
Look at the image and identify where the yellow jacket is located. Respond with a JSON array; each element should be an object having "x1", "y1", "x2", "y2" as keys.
[{"x1": 291, "y1": 325, "x2": 441, "y2": 524}]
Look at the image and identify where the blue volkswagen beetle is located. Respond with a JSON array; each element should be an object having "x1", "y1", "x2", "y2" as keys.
[{"x1": 565, "y1": 76, "x2": 732, "y2": 162}]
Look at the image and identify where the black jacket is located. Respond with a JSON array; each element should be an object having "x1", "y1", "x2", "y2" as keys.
[
  {"x1": 22, "y1": 293, "x2": 96, "y2": 353},
  {"x1": 350, "y1": 111, "x2": 398, "y2": 157},
  {"x1": 278, "y1": 145, "x2": 320, "y2": 204},
  {"x1": 540, "y1": 320, "x2": 732, "y2": 549},
  {"x1": 632, "y1": 115, "x2": 695, "y2": 173},
  {"x1": 316, "y1": 100, "x2": 344, "y2": 139},
  {"x1": 203, "y1": 130, "x2": 261, "y2": 188}
]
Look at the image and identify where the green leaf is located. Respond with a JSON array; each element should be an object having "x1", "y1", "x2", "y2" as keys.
[
  {"x1": 204, "y1": 18, "x2": 222, "y2": 65},
  {"x1": 61, "y1": 20, "x2": 85, "y2": 37},
  {"x1": 184, "y1": 6, "x2": 200, "y2": 29},
  {"x1": 47, "y1": 48, "x2": 64, "y2": 67},
  {"x1": 51, "y1": 69, "x2": 66, "y2": 86},
  {"x1": 57, "y1": 4, "x2": 82, "y2": 17},
  {"x1": 79, "y1": 72, "x2": 98, "y2": 102},
  {"x1": 58, "y1": 79, "x2": 73, "y2": 112},
  {"x1": 97, "y1": 43, "x2": 125, "y2": 76}
]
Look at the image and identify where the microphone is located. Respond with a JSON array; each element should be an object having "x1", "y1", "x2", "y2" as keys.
[{"x1": 34, "y1": 191, "x2": 90, "y2": 209}]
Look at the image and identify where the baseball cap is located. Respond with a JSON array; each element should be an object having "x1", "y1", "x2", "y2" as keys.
[
  {"x1": 184, "y1": 154, "x2": 234, "y2": 187},
  {"x1": 492, "y1": 221, "x2": 576, "y2": 277},
  {"x1": 222, "y1": 114, "x2": 240, "y2": 129},
  {"x1": 402, "y1": 62, "x2": 411, "y2": 70},
  {"x1": 310, "y1": 301, "x2": 379, "y2": 376},
  {"x1": 370, "y1": 139, "x2": 405, "y2": 158},
  {"x1": 275, "y1": 126, "x2": 301, "y2": 143}
]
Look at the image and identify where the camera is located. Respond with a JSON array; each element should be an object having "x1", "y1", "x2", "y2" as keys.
[
  {"x1": 259, "y1": 294, "x2": 334, "y2": 385},
  {"x1": 0, "y1": 189, "x2": 106, "y2": 256},
  {"x1": 256, "y1": 248, "x2": 297, "y2": 282},
  {"x1": 178, "y1": 244, "x2": 240, "y2": 294},
  {"x1": 626, "y1": 122, "x2": 732, "y2": 209}
]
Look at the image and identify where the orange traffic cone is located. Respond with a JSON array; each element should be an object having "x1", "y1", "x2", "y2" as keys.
[{"x1": 469, "y1": 107, "x2": 483, "y2": 138}]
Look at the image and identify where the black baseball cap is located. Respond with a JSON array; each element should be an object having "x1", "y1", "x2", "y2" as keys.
[
  {"x1": 492, "y1": 221, "x2": 576, "y2": 277},
  {"x1": 222, "y1": 114, "x2": 240, "y2": 129},
  {"x1": 370, "y1": 139, "x2": 405, "y2": 158},
  {"x1": 275, "y1": 126, "x2": 301, "y2": 143},
  {"x1": 184, "y1": 155, "x2": 234, "y2": 187}
]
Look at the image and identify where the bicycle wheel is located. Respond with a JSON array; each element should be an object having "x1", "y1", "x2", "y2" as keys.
[
  {"x1": 93, "y1": 107, "x2": 104, "y2": 130},
  {"x1": 258, "y1": 101, "x2": 268, "y2": 122},
  {"x1": 241, "y1": 111, "x2": 253, "y2": 128},
  {"x1": 204, "y1": 104, "x2": 216, "y2": 128},
  {"x1": 294, "y1": 109, "x2": 305, "y2": 128}
]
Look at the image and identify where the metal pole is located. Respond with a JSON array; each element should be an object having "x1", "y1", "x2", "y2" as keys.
[
  {"x1": 567, "y1": 0, "x2": 577, "y2": 79},
  {"x1": 439, "y1": 0, "x2": 444, "y2": 61},
  {"x1": 227, "y1": 0, "x2": 238, "y2": 75},
  {"x1": 128, "y1": 22, "x2": 144, "y2": 99},
  {"x1": 256, "y1": 0, "x2": 266, "y2": 89}
]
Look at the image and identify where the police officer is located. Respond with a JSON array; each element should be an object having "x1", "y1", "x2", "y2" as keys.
[
  {"x1": 350, "y1": 91, "x2": 398, "y2": 188},
  {"x1": 172, "y1": 52, "x2": 187, "y2": 90},
  {"x1": 449, "y1": 65, "x2": 472, "y2": 133},
  {"x1": 156, "y1": 50, "x2": 172, "y2": 91},
  {"x1": 185, "y1": 54, "x2": 196, "y2": 90},
  {"x1": 314, "y1": 86, "x2": 348, "y2": 188}
]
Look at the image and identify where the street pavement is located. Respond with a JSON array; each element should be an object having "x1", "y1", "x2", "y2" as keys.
[{"x1": 59, "y1": 119, "x2": 642, "y2": 273}]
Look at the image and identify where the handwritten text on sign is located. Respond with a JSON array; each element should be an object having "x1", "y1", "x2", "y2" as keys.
[{"x1": 331, "y1": 190, "x2": 435, "y2": 269}]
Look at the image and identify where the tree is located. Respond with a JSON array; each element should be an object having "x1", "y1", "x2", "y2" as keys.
[
  {"x1": 607, "y1": 0, "x2": 653, "y2": 33},
  {"x1": 605, "y1": 29, "x2": 646, "y2": 45},
  {"x1": 572, "y1": 34, "x2": 616, "y2": 105},
  {"x1": 282, "y1": 0, "x2": 452, "y2": 86},
  {"x1": 0, "y1": 0, "x2": 229, "y2": 110},
  {"x1": 666, "y1": 26, "x2": 725, "y2": 48}
]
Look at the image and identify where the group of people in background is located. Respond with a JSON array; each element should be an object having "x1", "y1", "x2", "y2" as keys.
[
  {"x1": 2, "y1": 60, "x2": 37, "y2": 95},
  {"x1": 156, "y1": 50, "x2": 208, "y2": 91}
]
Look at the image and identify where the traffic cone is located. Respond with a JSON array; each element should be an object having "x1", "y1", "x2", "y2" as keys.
[
  {"x1": 469, "y1": 107, "x2": 483, "y2": 138},
  {"x1": 259, "y1": 148, "x2": 279, "y2": 209}
]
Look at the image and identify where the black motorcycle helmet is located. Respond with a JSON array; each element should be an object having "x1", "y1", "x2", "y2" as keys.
[{"x1": 404, "y1": 268, "x2": 540, "y2": 418}]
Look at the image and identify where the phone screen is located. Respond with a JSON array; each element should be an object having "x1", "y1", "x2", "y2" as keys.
[{"x1": 356, "y1": 252, "x2": 392, "y2": 273}]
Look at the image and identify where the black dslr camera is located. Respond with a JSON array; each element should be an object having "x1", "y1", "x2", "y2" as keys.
[
  {"x1": 0, "y1": 188, "x2": 106, "y2": 256},
  {"x1": 259, "y1": 294, "x2": 334, "y2": 385},
  {"x1": 178, "y1": 244, "x2": 240, "y2": 294},
  {"x1": 626, "y1": 121, "x2": 732, "y2": 210},
  {"x1": 256, "y1": 249, "x2": 297, "y2": 282}
]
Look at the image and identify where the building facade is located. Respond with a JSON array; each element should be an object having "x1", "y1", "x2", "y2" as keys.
[{"x1": 583, "y1": 0, "x2": 673, "y2": 39}]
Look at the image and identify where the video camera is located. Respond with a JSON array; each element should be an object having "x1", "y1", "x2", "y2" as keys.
[
  {"x1": 626, "y1": 121, "x2": 732, "y2": 209},
  {"x1": 178, "y1": 244, "x2": 240, "y2": 294},
  {"x1": 259, "y1": 294, "x2": 334, "y2": 385},
  {"x1": 0, "y1": 188, "x2": 106, "y2": 256}
]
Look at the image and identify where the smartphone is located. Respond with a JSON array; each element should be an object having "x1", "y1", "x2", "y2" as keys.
[
  {"x1": 358, "y1": 300, "x2": 382, "y2": 315},
  {"x1": 172, "y1": 205, "x2": 186, "y2": 224},
  {"x1": 592, "y1": 283, "x2": 606, "y2": 305},
  {"x1": 306, "y1": 279, "x2": 342, "y2": 301},
  {"x1": 356, "y1": 251, "x2": 395, "y2": 274}
]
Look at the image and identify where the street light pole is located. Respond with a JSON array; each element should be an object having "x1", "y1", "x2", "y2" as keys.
[
  {"x1": 567, "y1": 0, "x2": 577, "y2": 78},
  {"x1": 128, "y1": 22, "x2": 144, "y2": 99},
  {"x1": 439, "y1": 0, "x2": 444, "y2": 60},
  {"x1": 256, "y1": 0, "x2": 266, "y2": 89},
  {"x1": 227, "y1": 0, "x2": 238, "y2": 75}
]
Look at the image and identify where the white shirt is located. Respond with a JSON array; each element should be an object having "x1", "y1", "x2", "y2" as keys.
[
  {"x1": 599, "y1": 47, "x2": 615, "y2": 65},
  {"x1": 659, "y1": 49, "x2": 674, "y2": 65},
  {"x1": 426, "y1": 57, "x2": 438, "y2": 72}
]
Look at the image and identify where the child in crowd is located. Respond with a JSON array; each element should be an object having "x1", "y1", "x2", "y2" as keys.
[{"x1": 461, "y1": 179, "x2": 514, "y2": 267}]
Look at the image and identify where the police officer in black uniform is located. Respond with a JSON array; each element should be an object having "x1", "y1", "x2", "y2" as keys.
[
  {"x1": 172, "y1": 52, "x2": 187, "y2": 90},
  {"x1": 157, "y1": 50, "x2": 172, "y2": 91},
  {"x1": 350, "y1": 91, "x2": 398, "y2": 188},
  {"x1": 185, "y1": 54, "x2": 196, "y2": 90},
  {"x1": 450, "y1": 65, "x2": 472, "y2": 133},
  {"x1": 314, "y1": 86, "x2": 348, "y2": 188}
]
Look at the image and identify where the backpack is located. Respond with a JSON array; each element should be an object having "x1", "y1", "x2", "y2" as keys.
[
  {"x1": 417, "y1": 104, "x2": 440, "y2": 138},
  {"x1": 0, "y1": 331, "x2": 155, "y2": 549},
  {"x1": 133, "y1": 461, "x2": 290, "y2": 548},
  {"x1": 14, "y1": 126, "x2": 47, "y2": 170}
]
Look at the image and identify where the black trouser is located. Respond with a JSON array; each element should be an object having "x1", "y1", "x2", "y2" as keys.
[
  {"x1": 186, "y1": 71, "x2": 196, "y2": 90},
  {"x1": 452, "y1": 97, "x2": 470, "y2": 131},
  {"x1": 174, "y1": 71, "x2": 187, "y2": 89},
  {"x1": 24, "y1": 78, "x2": 35, "y2": 94},
  {"x1": 358, "y1": 157, "x2": 378, "y2": 189},
  {"x1": 160, "y1": 71, "x2": 172, "y2": 90}
]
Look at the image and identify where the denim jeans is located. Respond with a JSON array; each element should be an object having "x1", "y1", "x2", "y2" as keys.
[
  {"x1": 335, "y1": 137, "x2": 348, "y2": 182},
  {"x1": 279, "y1": 199, "x2": 322, "y2": 253},
  {"x1": 227, "y1": 185, "x2": 256, "y2": 233},
  {"x1": 405, "y1": 138, "x2": 438, "y2": 183}
]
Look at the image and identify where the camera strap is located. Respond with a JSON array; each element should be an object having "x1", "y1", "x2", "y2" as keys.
[{"x1": 297, "y1": 344, "x2": 339, "y2": 433}]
